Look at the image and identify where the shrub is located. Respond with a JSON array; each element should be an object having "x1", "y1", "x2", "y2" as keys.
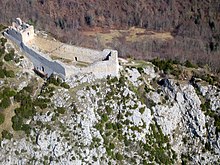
[
  {"x1": 14, "y1": 95, "x2": 35, "y2": 119},
  {"x1": 115, "y1": 152, "x2": 123, "y2": 161},
  {"x1": 5, "y1": 70, "x2": 15, "y2": 78},
  {"x1": 1, "y1": 130, "x2": 13, "y2": 140},
  {"x1": 48, "y1": 74, "x2": 57, "y2": 85},
  {"x1": 2, "y1": 88, "x2": 16, "y2": 97},
  {"x1": 184, "y1": 60, "x2": 197, "y2": 68},
  {"x1": 12, "y1": 115, "x2": 23, "y2": 131},
  {"x1": 0, "y1": 97, "x2": 11, "y2": 109},
  {"x1": 0, "y1": 113, "x2": 5, "y2": 125},
  {"x1": 0, "y1": 37, "x2": 7, "y2": 46},
  {"x1": 91, "y1": 85, "x2": 96, "y2": 90},
  {"x1": 60, "y1": 82, "x2": 70, "y2": 89},
  {"x1": 139, "y1": 107, "x2": 145, "y2": 114},
  {"x1": 101, "y1": 114, "x2": 108, "y2": 123},
  {"x1": 22, "y1": 124, "x2": 31, "y2": 135},
  {"x1": 23, "y1": 85, "x2": 34, "y2": 93},
  {"x1": 205, "y1": 142, "x2": 211, "y2": 151},
  {"x1": 4, "y1": 49, "x2": 15, "y2": 61},
  {"x1": 106, "y1": 105, "x2": 112, "y2": 114},
  {"x1": 109, "y1": 143, "x2": 115, "y2": 149},
  {"x1": 95, "y1": 123, "x2": 103, "y2": 133},
  {"x1": 0, "y1": 68, "x2": 5, "y2": 78},
  {"x1": 33, "y1": 98, "x2": 50, "y2": 109},
  {"x1": 151, "y1": 58, "x2": 174, "y2": 74},
  {"x1": 105, "y1": 122, "x2": 113, "y2": 129},
  {"x1": 55, "y1": 107, "x2": 66, "y2": 114}
]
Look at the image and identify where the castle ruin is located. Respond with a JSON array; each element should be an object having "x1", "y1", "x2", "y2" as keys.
[{"x1": 4, "y1": 18, "x2": 119, "y2": 79}]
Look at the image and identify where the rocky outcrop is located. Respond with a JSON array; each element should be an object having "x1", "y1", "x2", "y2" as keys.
[{"x1": 0, "y1": 54, "x2": 219, "y2": 164}]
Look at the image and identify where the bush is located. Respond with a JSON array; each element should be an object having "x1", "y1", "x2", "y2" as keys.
[
  {"x1": 105, "y1": 122, "x2": 113, "y2": 129},
  {"x1": 184, "y1": 60, "x2": 197, "y2": 68},
  {"x1": 101, "y1": 114, "x2": 108, "y2": 123},
  {"x1": 5, "y1": 70, "x2": 15, "y2": 78},
  {"x1": 0, "y1": 113, "x2": 5, "y2": 125},
  {"x1": 0, "y1": 37, "x2": 7, "y2": 46},
  {"x1": 23, "y1": 85, "x2": 34, "y2": 93},
  {"x1": 14, "y1": 96, "x2": 35, "y2": 119},
  {"x1": 48, "y1": 74, "x2": 60, "y2": 86},
  {"x1": 115, "y1": 152, "x2": 123, "y2": 161},
  {"x1": 22, "y1": 124, "x2": 31, "y2": 135},
  {"x1": 12, "y1": 115, "x2": 23, "y2": 131},
  {"x1": 1, "y1": 130, "x2": 13, "y2": 140},
  {"x1": 60, "y1": 82, "x2": 70, "y2": 89},
  {"x1": 0, "y1": 97, "x2": 11, "y2": 109},
  {"x1": 151, "y1": 58, "x2": 174, "y2": 74},
  {"x1": 109, "y1": 143, "x2": 115, "y2": 149},
  {"x1": 205, "y1": 142, "x2": 211, "y2": 151},
  {"x1": 2, "y1": 88, "x2": 16, "y2": 97},
  {"x1": 4, "y1": 49, "x2": 15, "y2": 61},
  {"x1": 33, "y1": 98, "x2": 50, "y2": 109},
  {"x1": 0, "y1": 68, "x2": 5, "y2": 78},
  {"x1": 55, "y1": 107, "x2": 66, "y2": 114},
  {"x1": 106, "y1": 105, "x2": 112, "y2": 114},
  {"x1": 139, "y1": 107, "x2": 145, "y2": 114}
]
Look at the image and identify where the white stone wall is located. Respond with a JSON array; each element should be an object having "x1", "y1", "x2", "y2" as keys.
[
  {"x1": 21, "y1": 26, "x2": 35, "y2": 43},
  {"x1": 21, "y1": 43, "x2": 67, "y2": 78},
  {"x1": 54, "y1": 44, "x2": 105, "y2": 63},
  {"x1": 5, "y1": 28, "x2": 23, "y2": 43},
  {"x1": 4, "y1": 18, "x2": 119, "y2": 79}
]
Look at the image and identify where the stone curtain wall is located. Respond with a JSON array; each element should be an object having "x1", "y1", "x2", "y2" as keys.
[
  {"x1": 82, "y1": 49, "x2": 119, "y2": 78},
  {"x1": 21, "y1": 43, "x2": 67, "y2": 78},
  {"x1": 53, "y1": 44, "x2": 105, "y2": 63},
  {"x1": 5, "y1": 28, "x2": 22, "y2": 44},
  {"x1": 4, "y1": 26, "x2": 119, "y2": 79},
  {"x1": 5, "y1": 32, "x2": 67, "y2": 78}
]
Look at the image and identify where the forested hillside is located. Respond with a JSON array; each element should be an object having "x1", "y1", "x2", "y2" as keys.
[{"x1": 0, "y1": 0, "x2": 220, "y2": 72}]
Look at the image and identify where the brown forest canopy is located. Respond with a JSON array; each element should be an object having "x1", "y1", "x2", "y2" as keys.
[{"x1": 0, "y1": 0, "x2": 220, "y2": 72}]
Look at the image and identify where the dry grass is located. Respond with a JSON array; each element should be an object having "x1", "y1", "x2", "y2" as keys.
[
  {"x1": 0, "y1": 103, "x2": 19, "y2": 137},
  {"x1": 82, "y1": 27, "x2": 173, "y2": 46},
  {"x1": 125, "y1": 28, "x2": 173, "y2": 42},
  {"x1": 82, "y1": 29, "x2": 121, "y2": 47}
]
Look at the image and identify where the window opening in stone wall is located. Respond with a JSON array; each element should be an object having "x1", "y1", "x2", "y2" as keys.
[
  {"x1": 103, "y1": 52, "x2": 111, "y2": 61},
  {"x1": 75, "y1": 57, "x2": 78, "y2": 61},
  {"x1": 42, "y1": 66, "x2": 44, "y2": 72}
]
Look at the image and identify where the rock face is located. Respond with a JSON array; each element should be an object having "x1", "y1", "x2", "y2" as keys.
[{"x1": 0, "y1": 56, "x2": 219, "y2": 164}]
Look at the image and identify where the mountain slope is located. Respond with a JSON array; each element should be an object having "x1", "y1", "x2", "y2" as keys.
[{"x1": 0, "y1": 35, "x2": 219, "y2": 164}]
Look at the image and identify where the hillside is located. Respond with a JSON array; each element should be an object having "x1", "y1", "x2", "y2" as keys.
[
  {"x1": 0, "y1": 30, "x2": 219, "y2": 164},
  {"x1": 0, "y1": 0, "x2": 220, "y2": 72}
]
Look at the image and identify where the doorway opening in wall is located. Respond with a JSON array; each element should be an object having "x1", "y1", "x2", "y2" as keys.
[
  {"x1": 27, "y1": 32, "x2": 29, "y2": 36},
  {"x1": 75, "y1": 57, "x2": 78, "y2": 61},
  {"x1": 42, "y1": 66, "x2": 44, "y2": 72}
]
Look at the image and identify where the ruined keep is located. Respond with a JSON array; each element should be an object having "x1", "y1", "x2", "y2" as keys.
[{"x1": 4, "y1": 18, "x2": 119, "y2": 79}]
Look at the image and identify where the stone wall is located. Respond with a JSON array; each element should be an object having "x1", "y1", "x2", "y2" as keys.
[
  {"x1": 52, "y1": 44, "x2": 105, "y2": 63},
  {"x1": 4, "y1": 20, "x2": 119, "y2": 79},
  {"x1": 21, "y1": 43, "x2": 67, "y2": 78},
  {"x1": 21, "y1": 26, "x2": 34, "y2": 43},
  {"x1": 5, "y1": 28, "x2": 23, "y2": 43}
]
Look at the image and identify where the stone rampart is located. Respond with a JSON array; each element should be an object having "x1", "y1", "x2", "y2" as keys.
[
  {"x1": 4, "y1": 18, "x2": 119, "y2": 79},
  {"x1": 56, "y1": 44, "x2": 105, "y2": 63},
  {"x1": 21, "y1": 43, "x2": 67, "y2": 78}
]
